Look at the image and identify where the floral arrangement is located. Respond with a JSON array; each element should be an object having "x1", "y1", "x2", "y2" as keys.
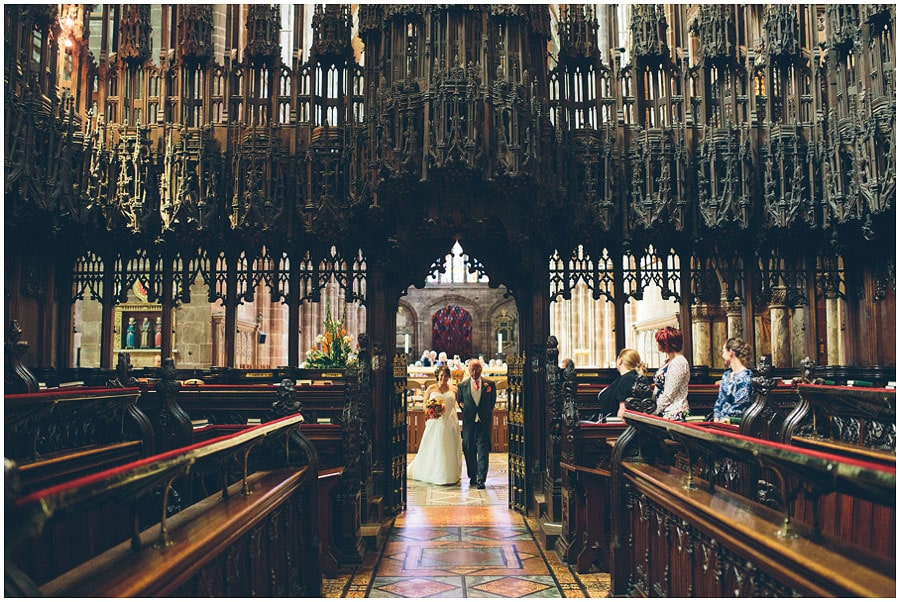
[
  {"x1": 304, "y1": 302, "x2": 356, "y2": 369},
  {"x1": 424, "y1": 396, "x2": 446, "y2": 420}
]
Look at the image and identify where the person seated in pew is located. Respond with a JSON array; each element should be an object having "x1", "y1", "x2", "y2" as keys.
[
  {"x1": 712, "y1": 337, "x2": 753, "y2": 423},
  {"x1": 653, "y1": 326, "x2": 690, "y2": 421},
  {"x1": 594, "y1": 349, "x2": 649, "y2": 420}
]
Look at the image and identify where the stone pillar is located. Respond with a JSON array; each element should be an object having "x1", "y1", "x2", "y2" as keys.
[
  {"x1": 691, "y1": 303, "x2": 713, "y2": 368},
  {"x1": 712, "y1": 317, "x2": 727, "y2": 368},
  {"x1": 790, "y1": 304, "x2": 808, "y2": 368},
  {"x1": 769, "y1": 286, "x2": 791, "y2": 368},
  {"x1": 825, "y1": 297, "x2": 842, "y2": 366},
  {"x1": 721, "y1": 298, "x2": 744, "y2": 340}
]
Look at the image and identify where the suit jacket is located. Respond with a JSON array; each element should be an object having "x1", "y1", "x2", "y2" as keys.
[{"x1": 458, "y1": 377, "x2": 496, "y2": 428}]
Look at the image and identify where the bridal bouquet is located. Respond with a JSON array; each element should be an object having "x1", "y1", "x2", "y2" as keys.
[{"x1": 424, "y1": 396, "x2": 446, "y2": 420}]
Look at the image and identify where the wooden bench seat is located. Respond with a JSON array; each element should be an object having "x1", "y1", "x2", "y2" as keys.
[
  {"x1": 791, "y1": 435, "x2": 896, "y2": 464},
  {"x1": 611, "y1": 411, "x2": 896, "y2": 596},
  {"x1": 6, "y1": 415, "x2": 320, "y2": 596},
  {"x1": 15, "y1": 440, "x2": 144, "y2": 495},
  {"x1": 40, "y1": 468, "x2": 316, "y2": 597}
]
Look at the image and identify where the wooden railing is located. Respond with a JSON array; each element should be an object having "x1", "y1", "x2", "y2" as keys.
[
  {"x1": 6, "y1": 415, "x2": 321, "y2": 597},
  {"x1": 609, "y1": 412, "x2": 895, "y2": 597},
  {"x1": 5, "y1": 387, "x2": 154, "y2": 496}
]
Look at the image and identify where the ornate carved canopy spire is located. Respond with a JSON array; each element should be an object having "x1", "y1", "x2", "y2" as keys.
[
  {"x1": 310, "y1": 4, "x2": 353, "y2": 62},
  {"x1": 691, "y1": 5, "x2": 737, "y2": 64},
  {"x1": 764, "y1": 5, "x2": 800, "y2": 60},
  {"x1": 558, "y1": 5, "x2": 600, "y2": 61},
  {"x1": 178, "y1": 5, "x2": 214, "y2": 65},
  {"x1": 118, "y1": 5, "x2": 151, "y2": 66},
  {"x1": 245, "y1": 4, "x2": 281, "y2": 65},
  {"x1": 630, "y1": 4, "x2": 669, "y2": 62}
]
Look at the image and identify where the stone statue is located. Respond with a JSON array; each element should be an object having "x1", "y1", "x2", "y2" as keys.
[
  {"x1": 154, "y1": 316, "x2": 162, "y2": 348},
  {"x1": 126, "y1": 317, "x2": 136, "y2": 349},
  {"x1": 140, "y1": 317, "x2": 150, "y2": 349}
]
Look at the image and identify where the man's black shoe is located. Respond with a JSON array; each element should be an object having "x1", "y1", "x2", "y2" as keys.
[
  {"x1": 476, "y1": 482, "x2": 486, "y2": 489},
  {"x1": 470, "y1": 479, "x2": 477, "y2": 486}
]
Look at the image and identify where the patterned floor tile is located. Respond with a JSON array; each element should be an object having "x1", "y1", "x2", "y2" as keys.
[
  {"x1": 323, "y1": 454, "x2": 610, "y2": 598},
  {"x1": 467, "y1": 575, "x2": 557, "y2": 598},
  {"x1": 414, "y1": 545, "x2": 514, "y2": 569},
  {"x1": 389, "y1": 527, "x2": 458, "y2": 542},
  {"x1": 463, "y1": 526, "x2": 532, "y2": 541},
  {"x1": 370, "y1": 576, "x2": 462, "y2": 598}
]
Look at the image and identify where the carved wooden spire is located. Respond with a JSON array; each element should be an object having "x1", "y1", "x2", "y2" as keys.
[
  {"x1": 310, "y1": 4, "x2": 354, "y2": 62},
  {"x1": 558, "y1": 5, "x2": 600, "y2": 61},
  {"x1": 630, "y1": 4, "x2": 669, "y2": 61},
  {"x1": 245, "y1": 4, "x2": 281, "y2": 65},
  {"x1": 178, "y1": 5, "x2": 214, "y2": 65},
  {"x1": 117, "y1": 4, "x2": 151, "y2": 66}
]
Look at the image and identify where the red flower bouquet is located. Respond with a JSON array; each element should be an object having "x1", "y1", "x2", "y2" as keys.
[{"x1": 424, "y1": 396, "x2": 446, "y2": 420}]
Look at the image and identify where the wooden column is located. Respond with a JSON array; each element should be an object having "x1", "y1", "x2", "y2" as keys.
[
  {"x1": 364, "y1": 262, "x2": 395, "y2": 515},
  {"x1": 160, "y1": 254, "x2": 174, "y2": 360},
  {"x1": 100, "y1": 252, "x2": 115, "y2": 370},
  {"x1": 288, "y1": 264, "x2": 300, "y2": 367},
  {"x1": 224, "y1": 253, "x2": 237, "y2": 368},
  {"x1": 613, "y1": 255, "x2": 626, "y2": 356},
  {"x1": 55, "y1": 261, "x2": 74, "y2": 369},
  {"x1": 678, "y1": 251, "x2": 693, "y2": 366}
]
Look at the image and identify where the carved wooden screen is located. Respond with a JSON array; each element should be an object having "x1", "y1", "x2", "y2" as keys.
[
  {"x1": 507, "y1": 353, "x2": 528, "y2": 512},
  {"x1": 391, "y1": 353, "x2": 408, "y2": 513}
]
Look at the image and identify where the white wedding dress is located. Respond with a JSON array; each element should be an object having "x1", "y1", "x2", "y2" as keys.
[{"x1": 407, "y1": 389, "x2": 463, "y2": 485}]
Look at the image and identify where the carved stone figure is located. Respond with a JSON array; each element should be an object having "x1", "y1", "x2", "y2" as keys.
[
  {"x1": 154, "y1": 316, "x2": 162, "y2": 348},
  {"x1": 140, "y1": 317, "x2": 150, "y2": 349},
  {"x1": 125, "y1": 317, "x2": 136, "y2": 349}
]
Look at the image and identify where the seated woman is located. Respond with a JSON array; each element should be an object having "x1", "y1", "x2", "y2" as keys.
[
  {"x1": 595, "y1": 349, "x2": 648, "y2": 419},
  {"x1": 713, "y1": 337, "x2": 753, "y2": 423},
  {"x1": 653, "y1": 326, "x2": 690, "y2": 421}
]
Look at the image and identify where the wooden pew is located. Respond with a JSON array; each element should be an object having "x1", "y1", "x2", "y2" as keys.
[
  {"x1": 559, "y1": 422, "x2": 627, "y2": 572},
  {"x1": 5, "y1": 387, "x2": 153, "y2": 495},
  {"x1": 609, "y1": 412, "x2": 895, "y2": 597},
  {"x1": 143, "y1": 378, "x2": 364, "y2": 569},
  {"x1": 6, "y1": 415, "x2": 322, "y2": 597},
  {"x1": 779, "y1": 383, "x2": 896, "y2": 559},
  {"x1": 560, "y1": 362, "x2": 801, "y2": 574}
]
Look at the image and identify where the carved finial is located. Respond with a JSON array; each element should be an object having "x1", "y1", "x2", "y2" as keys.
[
  {"x1": 5, "y1": 320, "x2": 38, "y2": 394},
  {"x1": 796, "y1": 356, "x2": 823, "y2": 385},
  {"x1": 751, "y1": 354, "x2": 776, "y2": 396},
  {"x1": 107, "y1": 351, "x2": 138, "y2": 388},
  {"x1": 272, "y1": 378, "x2": 302, "y2": 418},
  {"x1": 625, "y1": 375, "x2": 656, "y2": 414}
]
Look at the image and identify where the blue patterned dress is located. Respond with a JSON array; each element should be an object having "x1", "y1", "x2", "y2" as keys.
[{"x1": 712, "y1": 368, "x2": 753, "y2": 420}]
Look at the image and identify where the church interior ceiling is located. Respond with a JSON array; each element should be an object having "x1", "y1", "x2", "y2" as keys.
[{"x1": 4, "y1": 4, "x2": 894, "y2": 297}]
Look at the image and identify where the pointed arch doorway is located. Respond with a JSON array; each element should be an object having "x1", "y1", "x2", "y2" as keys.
[{"x1": 396, "y1": 241, "x2": 528, "y2": 514}]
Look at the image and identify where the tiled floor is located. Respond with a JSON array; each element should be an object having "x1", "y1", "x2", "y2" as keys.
[{"x1": 323, "y1": 454, "x2": 610, "y2": 598}]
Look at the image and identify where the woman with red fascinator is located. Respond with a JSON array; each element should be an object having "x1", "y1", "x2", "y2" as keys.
[{"x1": 652, "y1": 326, "x2": 690, "y2": 421}]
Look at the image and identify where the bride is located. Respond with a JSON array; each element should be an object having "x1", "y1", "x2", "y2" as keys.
[{"x1": 408, "y1": 365, "x2": 463, "y2": 485}]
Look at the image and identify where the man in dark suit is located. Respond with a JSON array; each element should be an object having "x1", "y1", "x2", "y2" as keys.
[{"x1": 457, "y1": 358, "x2": 496, "y2": 489}]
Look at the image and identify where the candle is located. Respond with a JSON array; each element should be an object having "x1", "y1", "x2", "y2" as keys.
[
  {"x1": 404, "y1": 333, "x2": 410, "y2": 354},
  {"x1": 497, "y1": 332, "x2": 503, "y2": 354}
]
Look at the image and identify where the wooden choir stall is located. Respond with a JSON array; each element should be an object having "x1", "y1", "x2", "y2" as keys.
[{"x1": 5, "y1": 344, "x2": 379, "y2": 595}]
